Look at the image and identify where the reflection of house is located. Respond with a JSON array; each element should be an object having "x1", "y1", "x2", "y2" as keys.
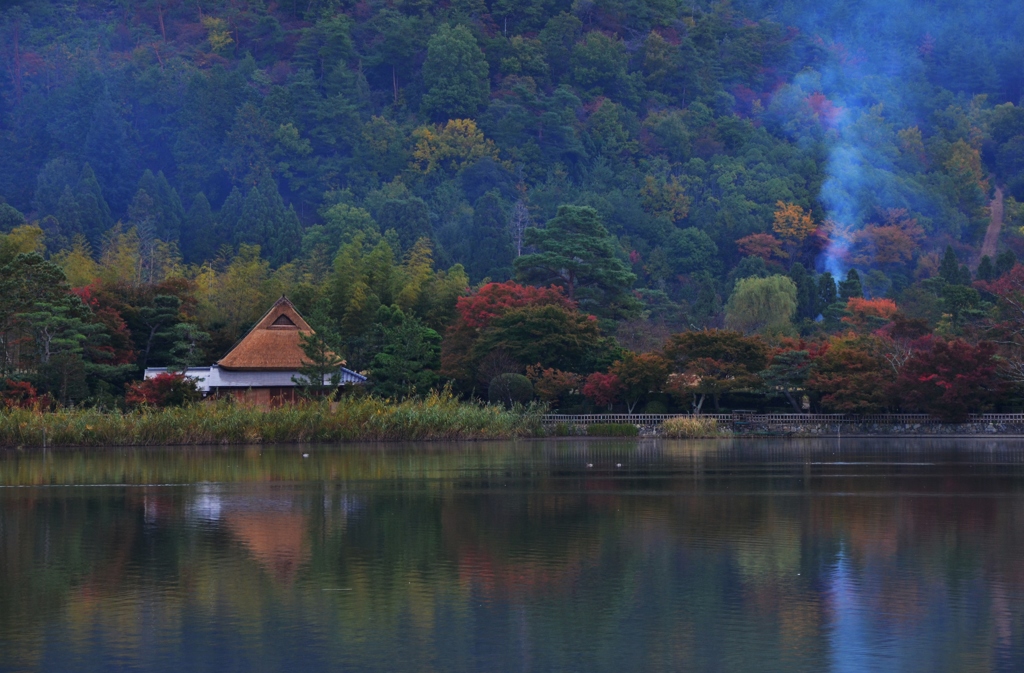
[
  {"x1": 144, "y1": 296, "x2": 365, "y2": 406},
  {"x1": 225, "y1": 510, "x2": 311, "y2": 583}
]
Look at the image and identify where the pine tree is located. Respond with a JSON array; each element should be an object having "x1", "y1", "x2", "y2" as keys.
[
  {"x1": 292, "y1": 301, "x2": 345, "y2": 398},
  {"x1": 977, "y1": 255, "x2": 995, "y2": 281},
  {"x1": 514, "y1": 205, "x2": 639, "y2": 320},
  {"x1": 939, "y1": 245, "x2": 961, "y2": 284},
  {"x1": 838, "y1": 269, "x2": 863, "y2": 300}
]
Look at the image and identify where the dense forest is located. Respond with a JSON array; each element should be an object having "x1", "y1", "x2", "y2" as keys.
[{"x1": 1, "y1": 0, "x2": 1024, "y2": 415}]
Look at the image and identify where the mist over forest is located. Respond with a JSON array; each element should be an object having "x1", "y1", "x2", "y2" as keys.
[{"x1": 1, "y1": 0, "x2": 1024, "y2": 414}]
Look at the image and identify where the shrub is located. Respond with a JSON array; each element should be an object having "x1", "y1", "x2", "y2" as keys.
[
  {"x1": 488, "y1": 373, "x2": 534, "y2": 407},
  {"x1": 586, "y1": 423, "x2": 639, "y2": 437},
  {"x1": 0, "y1": 379, "x2": 46, "y2": 409},
  {"x1": 661, "y1": 416, "x2": 721, "y2": 438},
  {"x1": 125, "y1": 373, "x2": 201, "y2": 408},
  {"x1": 644, "y1": 400, "x2": 668, "y2": 414}
]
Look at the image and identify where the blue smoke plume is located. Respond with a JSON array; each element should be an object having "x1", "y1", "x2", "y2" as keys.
[{"x1": 745, "y1": 0, "x2": 1024, "y2": 276}]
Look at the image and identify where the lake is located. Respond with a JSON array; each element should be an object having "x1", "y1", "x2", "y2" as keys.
[{"x1": 1, "y1": 438, "x2": 1023, "y2": 672}]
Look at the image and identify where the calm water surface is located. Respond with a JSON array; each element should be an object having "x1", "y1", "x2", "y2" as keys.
[{"x1": 1, "y1": 438, "x2": 1023, "y2": 672}]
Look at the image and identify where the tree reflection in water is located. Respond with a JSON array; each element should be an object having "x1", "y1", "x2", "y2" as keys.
[{"x1": 1, "y1": 439, "x2": 1023, "y2": 672}]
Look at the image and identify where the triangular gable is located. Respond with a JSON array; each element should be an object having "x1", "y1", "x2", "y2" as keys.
[{"x1": 217, "y1": 297, "x2": 325, "y2": 371}]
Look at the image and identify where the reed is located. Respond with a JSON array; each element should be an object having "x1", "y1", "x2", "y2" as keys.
[
  {"x1": 660, "y1": 416, "x2": 723, "y2": 438},
  {"x1": 0, "y1": 392, "x2": 544, "y2": 447}
]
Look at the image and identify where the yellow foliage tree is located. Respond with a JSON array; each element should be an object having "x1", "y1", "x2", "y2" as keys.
[
  {"x1": 640, "y1": 175, "x2": 690, "y2": 223},
  {"x1": 412, "y1": 119, "x2": 499, "y2": 174},
  {"x1": 0, "y1": 224, "x2": 45, "y2": 261},
  {"x1": 772, "y1": 201, "x2": 816, "y2": 242},
  {"x1": 52, "y1": 236, "x2": 99, "y2": 287},
  {"x1": 202, "y1": 16, "x2": 234, "y2": 53}
]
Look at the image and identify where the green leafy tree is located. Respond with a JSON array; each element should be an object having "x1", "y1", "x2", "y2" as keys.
[
  {"x1": 474, "y1": 304, "x2": 614, "y2": 374},
  {"x1": 515, "y1": 205, "x2": 638, "y2": 320},
  {"x1": 421, "y1": 24, "x2": 490, "y2": 121},
  {"x1": 0, "y1": 202, "x2": 25, "y2": 232},
  {"x1": 724, "y1": 275, "x2": 798, "y2": 334},
  {"x1": 369, "y1": 306, "x2": 442, "y2": 398}
]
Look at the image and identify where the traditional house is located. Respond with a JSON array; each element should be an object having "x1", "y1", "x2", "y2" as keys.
[{"x1": 144, "y1": 297, "x2": 365, "y2": 405}]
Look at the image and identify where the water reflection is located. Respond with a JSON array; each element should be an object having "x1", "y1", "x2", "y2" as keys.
[{"x1": 0, "y1": 439, "x2": 1022, "y2": 672}]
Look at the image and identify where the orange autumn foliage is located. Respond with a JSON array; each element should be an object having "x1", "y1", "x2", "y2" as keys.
[
  {"x1": 772, "y1": 201, "x2": 816, "y2": 242},
  {"x1": 842, "y1": 297, "x2": 898, "y2": 329}
]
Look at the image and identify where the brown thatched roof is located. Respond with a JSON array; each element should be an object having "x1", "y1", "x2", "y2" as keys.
[{"x1": 218, "y1": 297, "x2": 329, "y2": 371}]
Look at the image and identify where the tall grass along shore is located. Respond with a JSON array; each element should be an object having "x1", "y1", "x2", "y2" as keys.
[{"x1": 0, "y1": 393, "x2": 544, "y2": 448}]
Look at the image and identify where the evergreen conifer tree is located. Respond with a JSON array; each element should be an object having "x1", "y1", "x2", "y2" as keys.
[
  {"x1": 514, "y1": 205, "x2": 638, "y2": 320},
  {"x1": 55, "y1": 186, "x2": 83, "y2": 240},
  {"x1": 76, "y1": 164, "x2": 112, "y2": 248},
  {"x1": 838, "y1": 269, "x2": 863, "y2": 300},
  {"x1": 816, "y1": 271, "x2": 838, "y2": 315},
  {"x1": 183, "y1": 193, "x2": 216, "y2": 263},
  {"x1": 788, "y1": 262, "x2": 817, "y2": 320},
  {"x1": 235, "y1": 171, "x2": 301, "y2": 266},
  {"x1": 996, "y1": 249, "x2": 1017, "y2": 277},
  {"x1": 84, "y1": 89, "x2": 134, "y2": 212},
  {"x1": 939, "y1": 245, "x2": 961, "y2": 284},
  {"x1": 977, "y1": 255, "x2": 995, "y2": 281}
]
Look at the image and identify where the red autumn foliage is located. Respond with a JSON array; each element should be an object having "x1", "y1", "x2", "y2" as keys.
[
  {"x1": 526, "y1": 365, "x2": 582, "y2": 403},
  {"x1": 582, "y1": 372, "x2": 622, "y2": 408},
  {"x1": 0, "y1": 379, "x2": 46, "y2": 409},
  {"x1": 976, "y1": 263, "x2": 1024, "y2": 298},
  {"x1": 892, "y1": 337, "x2": 1004, "y2": 422},
  {"x1": 736, "y1": 233, "x2": 786, "y2": 260},
  {"x1": 125, "y1": 373, "x2": 200, "y2": 408},
  {"x1": 806, "y1": 92, "x2": 841, "y2": 126},
  {"x1": 806, "y1": 335, "x2": 892, "y2": 413},
  {"x1": 455, "y1": 282, "x2": 574, "y2": 330}
]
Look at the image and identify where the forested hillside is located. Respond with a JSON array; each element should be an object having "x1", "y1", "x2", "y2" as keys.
[{"x1": 2, "y1": 0, "x2": 1024, "y2": 414}]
